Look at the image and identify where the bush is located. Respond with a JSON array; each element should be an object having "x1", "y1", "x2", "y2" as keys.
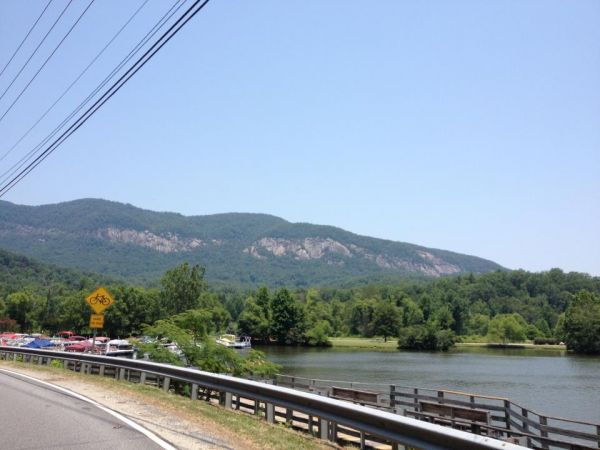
[{"x1": 397, "y1": 325, "x2": 455, "y2": 351}]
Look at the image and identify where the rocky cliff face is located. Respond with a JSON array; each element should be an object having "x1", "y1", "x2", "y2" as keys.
[
  {"x1": 95, "y1": 227, "x2": 205, "y2": 253},
  {"x1": 243, "y1": 237, "x2": 461, "y2": 276}
]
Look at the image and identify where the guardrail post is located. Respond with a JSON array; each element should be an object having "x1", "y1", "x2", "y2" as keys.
[
  {"x1": 63, "y1": 360, "x2": 69, "y2": 369},
  {"x1": 266, "y1": 403, "x2": 274, "y2": 423},
  {"x1": 225, "y1": 392, "x2": 232, "y2": 409},
  {"x1": 120, "y1": 368, "x2": 126, "y2": 381},
  {"x1": 330, "y1": 421, "x2": 337, "y2": 443},
  {"x1": 389, "y1": 385, "x2": 396, "y2": 411},
  {"x1": 162, "y1": 376, "x2": 170, "y2": 392},
  {"x1": 360, "y1": 431, "x2": 366, "y2": 449},
  {"x1": 13, "y1": 352, "x2": 17, "y2": 361},
  {"x1": 320, "y1": 418, "x2": 328, "y2": 440},
  {"x1": 596, "y1": 424, "x2": 599, "y2": 449},
  {"x1": 191, "y1": 383, "x2": 198, "y2": 400},
  {"x1": 99, "y1": 365, "x2": 105, "y2": 376},
  {"x1": 37, "y1": 356, "x2": 43, "y2": 365}
]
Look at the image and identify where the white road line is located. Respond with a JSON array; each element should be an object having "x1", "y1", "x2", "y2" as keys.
[{"x1": 0, "y1": 368, "x2": 177, "y2": 450}]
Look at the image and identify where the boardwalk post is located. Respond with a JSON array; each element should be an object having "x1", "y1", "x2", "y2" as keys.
[
  {"x1": 413, "y1": 388, "x2": 419, "y2": 410},
  {"x1": 522, "y1": 408, "x2": 531, "y2": 447},
  {"x1": 504, "y1": 400, "x2": 511, "y2": 431},
  {"x1": 539, "y1": 416, "x2": 549, "y2": 449}
]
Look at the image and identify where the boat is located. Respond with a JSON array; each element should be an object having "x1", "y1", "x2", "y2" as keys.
[
  {"x1": 105, "y1": 339, "x2": 134, "y2": 357},
  {"x1": 216, "y1": 334, "x2": 251, "y2": 349}
]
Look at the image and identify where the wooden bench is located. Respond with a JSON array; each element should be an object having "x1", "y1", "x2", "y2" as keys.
[
  {"x1": 331, "y1": 387, "x2": 379, "y2": 406},
  {"x1": 419, "y1": 401, "x2": 490, "y2": 424},
  {"x1": 405, "y1": 401, "x2": 491, "y2": 434}
]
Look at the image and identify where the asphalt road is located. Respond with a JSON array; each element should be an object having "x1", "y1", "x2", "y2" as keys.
[{"x1": 0, "y1": 370, "x2": 166, "y2": 449}]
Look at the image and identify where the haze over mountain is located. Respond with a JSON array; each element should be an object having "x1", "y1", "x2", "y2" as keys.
[{"x1": 0, "y1": 199, "x2": 503, "y2": 286}]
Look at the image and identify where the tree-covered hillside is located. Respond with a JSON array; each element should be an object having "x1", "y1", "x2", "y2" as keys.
[
  {"x1": 0, "y1": 199, "x2": 503, "y2": 286},
  {"x1": 1, "y1": 249, "x2": 598, "y2": 353}
]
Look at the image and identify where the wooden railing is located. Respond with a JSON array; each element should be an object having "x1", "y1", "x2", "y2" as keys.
[{"x1": 273, "y1": 375, "x2": 600, "y2": 450}]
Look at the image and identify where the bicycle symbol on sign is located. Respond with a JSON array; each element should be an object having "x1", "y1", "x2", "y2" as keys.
[{"x1": 88, "y1": 294, "x2": 111, "y2": 306}]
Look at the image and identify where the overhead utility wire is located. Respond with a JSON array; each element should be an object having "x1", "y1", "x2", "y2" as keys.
[
  {"x1": 0, "y1": 0, "x2": 73, "y2": 104},
  {"x1": 0, "y1": 0, "x2": 150, "y2": 163},
  {"x1": 0, "y1": 0, "x2": 54, "y2": 81},
  {"x1": 0, "y1": 0, "x2": 95, "y2": 124},
  {"x1": 0, "y1": 0, "x2": 211, "y2": 197},
  {"x1": 0, "y1": 0, "x2": 186, "y2": 183}
]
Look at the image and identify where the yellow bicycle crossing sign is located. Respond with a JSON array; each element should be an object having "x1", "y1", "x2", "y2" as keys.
[{"x1": 85, "y1": 287, "x2": 114, "y2": 314}]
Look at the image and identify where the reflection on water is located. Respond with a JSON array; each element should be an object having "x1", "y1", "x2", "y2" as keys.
[{"x1": 259, "y1": 346, "x2": 600, "y2": 423}]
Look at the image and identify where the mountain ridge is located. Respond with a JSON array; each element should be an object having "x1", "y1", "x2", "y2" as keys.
[{"x1": 0, "y1": 199, "x2": 504, "y2": 286}]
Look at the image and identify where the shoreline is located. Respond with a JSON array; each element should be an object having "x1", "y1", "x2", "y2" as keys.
[{"x1": 328, "y1": 337, "x2": 567, "y2": 351}]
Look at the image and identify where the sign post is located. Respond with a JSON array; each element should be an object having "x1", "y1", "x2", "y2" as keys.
[{"x1": 85, "y1": 287, "x2": 114, "y2": 351}]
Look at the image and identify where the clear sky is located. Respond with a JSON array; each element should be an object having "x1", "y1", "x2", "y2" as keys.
[{"x1": 0, "y1": 0, "x2": 598, "y2": 275}]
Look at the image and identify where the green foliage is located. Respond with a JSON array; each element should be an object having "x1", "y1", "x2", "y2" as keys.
[
  {"x1": 305, "y1": 320, "x2": 333, "y2": 346},
  {"x1": 397, "y1": 325, "x2": 455, "y2": 351},
  {"x1": 270, "y1": 288, "x2": 307, "y2": 344},
  {"x1": 160, "y1": 263, "x2": 206, "y2": 315},
  {"x1": 370, "y1": 301, "x2": 400, "y2": 342},
  {"x1": 141, "y1": 317, "x2": 279, "y2": 376},
  {"x1": 564, "y1": 291, "x2": 600, "y2": 354},
  {"x1": 486, "y1": 314, "x2": 527, "y2": 344}
]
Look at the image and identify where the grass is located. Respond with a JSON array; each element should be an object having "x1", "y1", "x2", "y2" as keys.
[
  {"x1": 329, "y1": 336, "x2": 567, "y2": 352},
  {"x1": 0, "y1": 360, "x2": 335, "y2": 450},
  {"x1": 329, "y1": 336, "x2": 398, "y2": 350},
  {"x1": 456, "y1": 342, "x2": 566, "y2": 351}
]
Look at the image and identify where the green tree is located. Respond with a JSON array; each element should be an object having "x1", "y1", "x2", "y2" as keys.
[
  {"x1": 371, "y1": 300, "x2": 400, "y2": 342},
  {"x1": 305, "y1": 320, "x2": 332, "y2": 346},
  {"x1": 564, "y1": 291, "x2": 600, "y2": 354},
  {"x1": 486, "y1": 314, "x2": 527, "y2": 344},
  {"x1": 238, "y1": 298, "x2": 271, "y2": 342},
  {"x1": 270, "y1": 288, "x2": 306, "y2": 344},
  {"x1": 160, "y1": 263, "x2": 206, "y2": 315}
]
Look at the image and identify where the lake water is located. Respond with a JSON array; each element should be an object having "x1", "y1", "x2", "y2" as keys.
[{"x1": 259, "y1": 346, "x2": 600, "y2": 424}]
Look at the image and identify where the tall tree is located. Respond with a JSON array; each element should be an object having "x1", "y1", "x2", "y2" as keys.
[
  {"x1": 371, "y1": 300, "x2": 400, "y2": 342},
  {"x1": 564, "y1": 291, "x2": 600, "y2": 354},
  {"x1": 160, "y1": 263, "x2": 206, "y2": 315},
  {"x1": 270, "y1": 288, "x2": 306, "y2": 344}
]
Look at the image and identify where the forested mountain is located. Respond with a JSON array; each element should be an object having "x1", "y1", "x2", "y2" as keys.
[
  {"x1": 0, "y1": 199, "x2": 503, "y2": 286},
  {"x1": 0, "y1": 248, "x2": 108, "y2": 298}
]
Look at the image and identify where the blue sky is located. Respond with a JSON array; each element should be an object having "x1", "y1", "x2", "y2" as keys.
[{"x1": 0, "y1": 0, "x2": 598, "y2": 275}]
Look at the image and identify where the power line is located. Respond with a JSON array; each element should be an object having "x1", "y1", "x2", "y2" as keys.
[
  {"x1": 0, "y1": 0, "x2": 150, "y2": 163},
  {"x1": 0, "y1": 0, "x2": 211, "y2": 197},
  {"x1": 0, "y1": 0, "x2": 73, "y2": 105},
  {"x1": 0, "y1": 0, "x2": 186, "y2": 184},
  {"x1": 0, "y1": 0, "x2": 54, "y2": 81},
  {"x1": 0, "y1": 0, "x2": 95, "y2": 124}
]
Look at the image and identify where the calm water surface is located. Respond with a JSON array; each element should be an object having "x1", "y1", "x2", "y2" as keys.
[{"x1": 260, "y1": 346, "x2": 600, "y2": 423}]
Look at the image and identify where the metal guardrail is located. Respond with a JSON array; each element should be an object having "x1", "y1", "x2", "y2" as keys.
[{"x1": 0, "y1": 346, "x2": 526, "y2": 450}]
